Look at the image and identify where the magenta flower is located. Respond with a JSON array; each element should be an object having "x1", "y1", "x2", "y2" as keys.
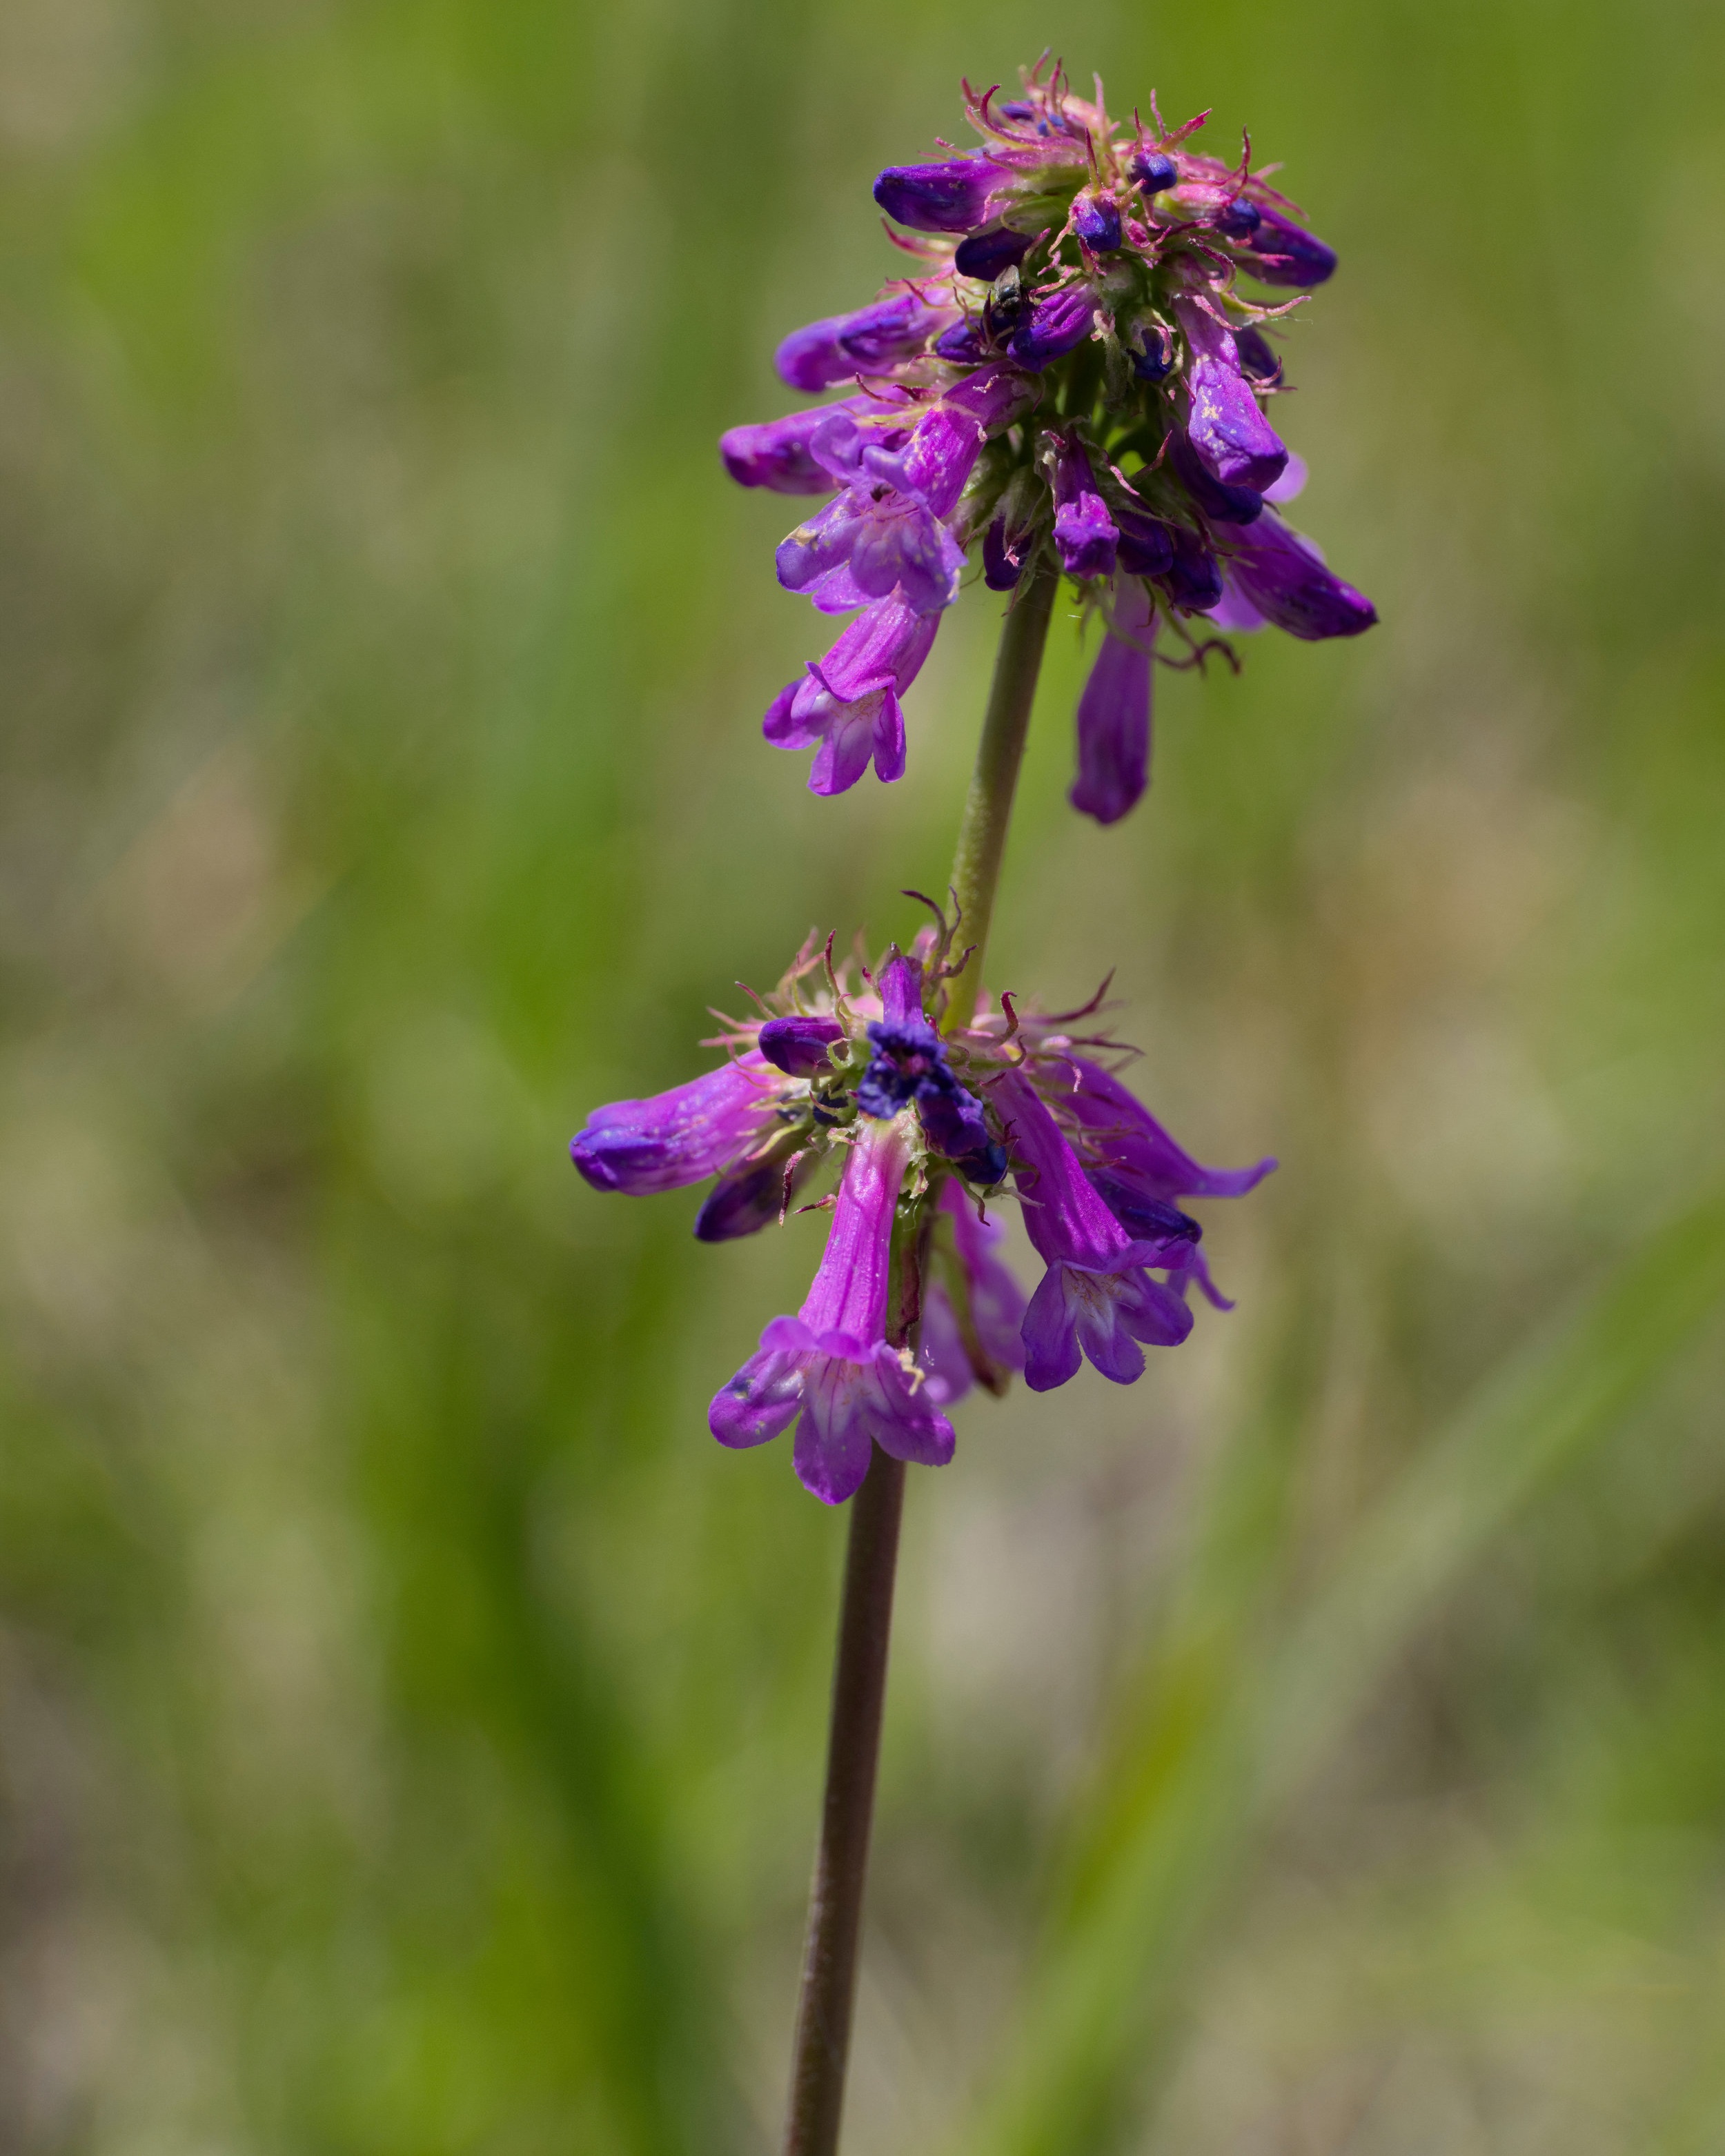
[
  {"x1": 571, "y1": 1054, "x2": 781, "y2": 1196},
  {"x1": 763, "y1": 597, "x2": 938, "y2": 793},
  {"x1": 996, "y1": 1069, "x2": 1193, "y2": 1391},
  {"x1": 1071, "y1": 577, "x2": 1156, "y2": 826},
  {"x1": 919, "y1": 1182, "x2": 1027, "y2": 1406},
  {"x1": 1174, "y1": 297, "x2": 1289, "y2": 494},
  {"x1": 710, "y1": 1115, "x2": 956, "y2": 1504}
]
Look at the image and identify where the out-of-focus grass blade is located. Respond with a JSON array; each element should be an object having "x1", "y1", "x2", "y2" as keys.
[{"x1": 959, "y1": 1195, "x2": 1725, "y2": 2156}]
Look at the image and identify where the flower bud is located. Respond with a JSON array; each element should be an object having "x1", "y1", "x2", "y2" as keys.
[
  {"x1": 1072, "y1": 190, "x2": 1122, "y2": 252},
  {"x1": 1238, "y1": 206, "x2": 1337, "y2": 288},
  {"x1": 873, "y1": 157, "x2": 1007, "y2": 234},
  {"x1": 1129, "y1": 148, "x2": 1178, "y2": 194},
  {"x1": 1233, "y1": 326, "x2": 1283, "y2": 387},
  {"x1": 774, "y1": 294, "x2": 954, "y2": 393},
  {"x1": 1214, "y1": 198, "x2": 1261, "y2": 238},
  {"x1": 1158, "y1": 524, "x2": 1223, "y2": 612},
  {"x1": 954, "y1": 225, "x2": 1035, "y2": 281},
  {"x1": 758, "y1": 1013, "x2": 846, "y2": 1077}
]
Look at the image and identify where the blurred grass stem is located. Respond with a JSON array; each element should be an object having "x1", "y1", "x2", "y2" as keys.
[{"x1": 945, "y1": 561, "x2": 1058, "y2": 1031}]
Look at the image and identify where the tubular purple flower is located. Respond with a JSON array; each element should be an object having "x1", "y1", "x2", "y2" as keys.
[
  {"x1": 758, "y1": 1013, "x2": 846, "y2": 1076},
  {"x1": 774, "y1": 294, "x2": 957, "y2": 393},
  {"x1": 720, "y1": 399, "x2": 867, "y2": 494},
  {"x1": 709, "y1": 1115, "x2": 956, "y2": 1505},
  {"x1": 1071, "y1": 576, "x2": 1155, "y2": 826},
  {"x1": 1008, "y1": 285, "x2": 1096, "y2": 370},
  {"x1": 1115, "y1": 506, "x2": 1174, "y2": 577},
  {"x1": 1174, "y1": 297, "x2": 1289, "y2": 494},
  {"x1": 1057, "y1": 1055, "x2": 1279, "y2": 1202},
  {"x1": 1051, "y1": 434, "x2": 1118, "y2": 581},
  {"x1": 919, "y1": 1180, "x2": 1026, "y2": 1405},
  {"x1": 873, "y1": 157, "x2": 1009, "y2": 234},
  {"x1": 954, "y1": 225, "x2": 1035, "y2": 280},
  {"x1": 996, "y1": 1070, "x2": 1193, "y2": 1392},
  {"x1": 1167, "y1": 426, "x2": 1265, "y2": 526},
  {"x1": 1158, "y1": 522, "x2": 1224, "y2": 612},
  {"x1": 763, "y1": 597, "x2": 938, "y2": 794},
  {"x1": 1239, "y1": 205, "x2": 1338, "y2": 288},
  {"x1": 775, "y1": 486, "x2": 965, "y2": 617},
  {"x1": 1221, "y1": 512, "x2": 1378, "y2": 639},
  {"x1": 571, "y1": 1054, "x2": 780, "y2": 1194}
]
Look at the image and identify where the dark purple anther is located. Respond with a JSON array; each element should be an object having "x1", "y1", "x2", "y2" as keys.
[
  {"x1": 873, "y1": 157, "x2": 1007, "y2": 234},
  {"x1": 1234, "y1": 326, "x2": 1283, "y2": 387},
  {"x1": 1158, "y1": 524, "x2": 1223, "y2": 612},
  {"x1": 954, "y1": 225, "x2": 1035, "y2": 281},
  {"x1": 1129, "y1": 148, "x2": 1178, "y2": 193},
  {"x1": 983, "y1": 517, "x2": 1023, "y2": 590},
  {"x1": 1167, "y1": 428, "x2": 1265, "y2": 525},
  {"x1": 758, "y1": 1013, "x2": 845, "y2": 1078},
  {"x1": 1214, "y1": 198, "x2": 1262, "y2": 238},
  {"x1": 1239, "y1": 206, "x2": 1338, "y2": 288},
  {"x1": 1007, "y1": 286, "x2": 1095, "y2": 370},
  {"x1": 1072, "y1": 190, "x2": 1122, "y2": 252}
]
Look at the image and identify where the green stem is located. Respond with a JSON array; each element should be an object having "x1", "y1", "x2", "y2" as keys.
[{"x1": 944, "y1": 560, "x2": 1059, "y2": 1031}]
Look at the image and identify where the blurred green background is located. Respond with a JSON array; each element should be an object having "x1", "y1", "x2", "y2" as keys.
[{"x1": 3, "y1": 0, "x2": 1724, "y2": 2150}]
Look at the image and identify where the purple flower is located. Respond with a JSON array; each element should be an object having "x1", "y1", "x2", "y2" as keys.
[
  {"x1": 1174, "y1": 297, "x2": 1288, "y2": 494},
  {"x1": 1115, "y1": 505, "x2": 1174, "y2": 577},
  {"x1": 857, "y1": 955, "x2": 1005, "y2": 1183},
  {"x1": 763, "y1": 597, "x2": 938, "y2": 794},
  {"x1": 571, "y1": 1054, "x2": 780, "y2": 1194},
  {"x1": 1009, "y1": 285, "x2": 1096, "y2": 370},
  {"x1": 1051, "y1": 434, "x2": 1117, "y2": 581},
  {"x1": 1071, "y1": 575, "x2": 1155, "y2": 827},
  {"x1": 1239, "y1": 206, "x2": 1337, "y2": 288},
  {"x1": 1072, "y1": 190, "x2": 1122, "y2": 252},
  {"x1": 1056, "y1": 1054, "x2": 1277, "y2": 1205},
  {"x1": 1214, "y1": 198, "x2": 1261, "y2": 239},
  {"x1": 1166, "y1": 426, "x2": 1265, "y2": 526},
  {"x1": 996, "y1": 1069, "x2": 1193, "y2": 1390},
  {"x1": 1158, "y1": 522, "x2": 1224, "y2": 612},
  {"x1": 874, "y1": 157, "x2": 1009, "y2": 234},
  {"x1": 1129, "y1": 148, "x2": 1179, "y2": 195},
  {"x1": 694, "y1": 1151, "x2": 814, "y2": 1243},
  {"x1": 1221, "y1": 512, "x2": 1377, "y2": 639},
  {"x1": 774, "y1": 294, "x2": 956, "y2": 393},
  {"x1": 758, "y1": 1013, "x2": 846, "y2": 1076},
  {"x1": 709, "y1": 1115, "x2": 956, "y2": 1505},
  {"x1": 720, "y1": 398, "x2": 868, "y2": 494},
  {"x1": 954, "y1": 225, "x2": 1036, "y2": 280},
  {"x1": 776, "y1": 486, "x2": 965, "y2": 617},
  {"x1": 919, "y1": 1180, "x2": 1026, "y2": 1405}
]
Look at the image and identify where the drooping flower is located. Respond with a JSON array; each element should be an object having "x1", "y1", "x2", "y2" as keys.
[
  {"x1": 994, "y1": 1067, "x2": 1194, "y2": 1391},
  {"x1": 571, "y1": 1054, "x2": 782, "y2": 1196},
  {"x1": 1217, "y1": 513, "x2": 1379, "y2": 640},
  {"x1": 763, "y1": 597, "x2": 939, "y2": 793},
  {"x1": 710, "y1": 1114, "x2": 956, "y2": 1504},
  {"x1": 1071, "y1": 575, "x2": 1156, "y2": 825},
  {"x1": 1174, "y1": 296, "x2": 1289, "y2": 495}
]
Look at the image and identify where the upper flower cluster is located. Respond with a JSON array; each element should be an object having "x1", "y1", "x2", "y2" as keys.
[
  {"x1": 722, "y1": 59, "x2": 1377, "y2": 823},
  {"x1": 571, "y1": 922, "x2": 1273, "y2": 1503}
]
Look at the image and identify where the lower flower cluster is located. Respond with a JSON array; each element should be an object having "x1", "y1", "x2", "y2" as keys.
[{"x1": 570, "y1": 930, "x2": 1273, "y2": 1503}]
